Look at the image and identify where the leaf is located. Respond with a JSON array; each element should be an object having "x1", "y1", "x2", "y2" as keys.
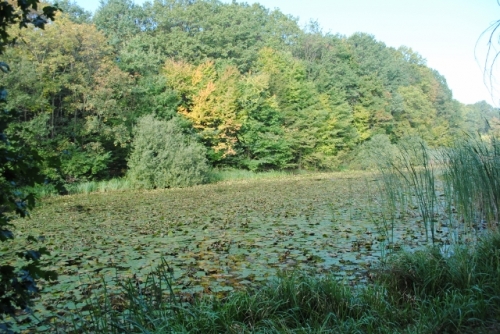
[
  {"x1": 0, "y1": 62, "x2": 9, "y2": 73},
  {"x1": 0, "y1": 230, "x2": 14, "y2": 241}
]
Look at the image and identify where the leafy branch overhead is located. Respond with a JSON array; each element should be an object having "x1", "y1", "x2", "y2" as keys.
[
  {"x1": 0, "y1": 0, "x2": 60, "y2": 54},
  {"x1": 0, "y1": 0, "x2": 60, "y2": 330}
]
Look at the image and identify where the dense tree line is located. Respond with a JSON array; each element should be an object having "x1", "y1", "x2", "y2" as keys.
[{"x1": 3, "y1": 0, "x2": 498, "y2": 187}]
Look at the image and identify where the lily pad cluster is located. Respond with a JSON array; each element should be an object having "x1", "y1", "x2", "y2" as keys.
[{"x1": 6, "y1": 172, "x2": 452, "y2": 330}]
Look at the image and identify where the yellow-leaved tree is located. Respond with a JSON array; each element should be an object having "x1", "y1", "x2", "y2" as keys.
[{"x1": 163, "y1": 60, "x2": 243, "y2": 159}]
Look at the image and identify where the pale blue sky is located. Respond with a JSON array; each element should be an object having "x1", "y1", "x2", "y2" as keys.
[{"x1": 74, "y1": 0, "x2": 500, "y2": 106}]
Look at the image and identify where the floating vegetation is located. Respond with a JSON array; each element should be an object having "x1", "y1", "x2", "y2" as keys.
[{"x1": 6, "y1": 171, "x2": 460, "y2": 330}]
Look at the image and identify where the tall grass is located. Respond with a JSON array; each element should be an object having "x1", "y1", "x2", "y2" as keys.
[
  {"x1": 24, "y1": 178, "x2": 135, "y2": 198},
  {"x1": 394, "y1": 141, "x2": 438, "y2": 243},
  {"x1": 372, "y1": 164, "x2": 409, "y2": 249},
  {"x1": 377, "y1": 135, "x2": 500, "y2": 245},
  {"x1": 49, "y1": 231, "x2": 500, "y2": 333},
  {"x1": 53, "y1": 261, "x2": 395, "y2": 333},
  {"x1": 378, "y1": 231, "x2": 500, "y2": 332},
  {"x1": 30, "y1": 169, "x2": 299, "y2": 198},
  {"x1": 65, "y1": 178, "x2": 133, "y2": 195},
  {"x1": 376, "y1": 139, "x2": 439, "y2": 244},
  {"x1": 66, "y1": 170, "x2": 296, "y2": 195},
  {"x1": 442, "y1": 135, "x2": 500, "y2": 233},
  {"x1": 207, "y1": 168, "x2": 298, "y2": 183}
]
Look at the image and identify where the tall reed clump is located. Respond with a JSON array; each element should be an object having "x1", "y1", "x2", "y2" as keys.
[
  {"x1": 376, "y1": 133, "x2": 500, "y2": 245},
  {"x1": 373, "y1": 162, "x2": 409, "y2": 248},
  {"x1": 442, "y1": 135, "x2": 500, "y2": 233},
  {"x1": 378, "y1": 231, "x2": 500, "y2": 333},
  {"x1": 377, "y1": 138, "x2": 438, "y2": 244}
]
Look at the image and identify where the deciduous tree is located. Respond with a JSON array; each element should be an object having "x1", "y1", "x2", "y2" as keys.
[{"x1": 0, "y1": 1, "x2": 59, "y2": 330}]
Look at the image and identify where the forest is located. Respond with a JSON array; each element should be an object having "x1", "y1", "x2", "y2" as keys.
[
  {"x1": 3, "y1": 1, "x2": 500, "y2": 332},
  {"x1": 2, "y1": 0, "x2": 498, "y2": 190}
]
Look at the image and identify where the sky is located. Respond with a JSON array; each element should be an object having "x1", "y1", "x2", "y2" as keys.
[{"x1": 74, "y1": 0, "x2": 500, "y2": 106}]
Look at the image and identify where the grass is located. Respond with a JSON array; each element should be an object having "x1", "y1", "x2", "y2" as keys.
[
  {"x1": 374, "y1": 135, "x2": 500, "y2": 246},
  {"x1": 29, "y1": 169, "x2": 301, "y2": 198},
  {"x1": 65, "y1": 178, "x2": 133, "y2": 195},
  {"x1": 8, "y1": 135, "x2": 500, "y2": 332},
  {"x1": 441, "y1": 135, "x2": 500, "y2": 232},
  {"x1": 26, "y1": 178, "x2": 135, "y2": 197},
  {"x1": 378, "y1": 231, "x2": 500, "y2": 333},
  {"x1": 206, "y1": 168, "x2": 300, "y2": 184},
  {"x1": 378, "y1": 139, "x2": 438, "y2": 244},
  {"x1": 51, "y1": 231, "x2": 500, "y2": 333}
]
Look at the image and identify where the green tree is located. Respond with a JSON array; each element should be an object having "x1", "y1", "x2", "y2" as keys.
[
  {"x1": 0, "y1": 1, "x2": 59, "y2": 331},
  {"x1": 144, "y1": 0, "x2": 302, "y2": 71},
  {"x1": 51, "y1": 0, "x2": 92, "y2": 24},
  {"x1": 234, "y1": 72, "x2": 292, "y2": 170},
  {"x1": 395, "y1": 85, "x2": 436, "y2": 141},
  {"x1": 117, "y1": 33, "x2": 165, "y2": 75},
  {"x1": 464, "y1": 101, "x2": 500, "y2": 134},
  {"x1": 127, "y1": 115, "x2": 210, "y2": 189},
  {"x1": 256, "y1": 47, "x2": 356, "y2": 169},
  {"x1": 0, "y1": 1, "x2": 58, "y2": 54},
  {"x1": 93, "y1": 0, "x2": 147, "y2": 51},
  {"x1": 3, "y1": 15, "x2": 136, "y2": 182}
]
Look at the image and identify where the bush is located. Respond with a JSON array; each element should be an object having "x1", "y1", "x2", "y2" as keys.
[
  {"x1": 351, "y1": 134, "x2": 397, "y2": 170},
  {"x1": 60, "y1": 144, "x2": 112, "y2": 183},
  {"x1": 127, "y1": 115, "x2": 210, "y2": 189}
]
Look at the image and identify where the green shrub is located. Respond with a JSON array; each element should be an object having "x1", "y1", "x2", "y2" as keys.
[
  {"x1": 60, "y1": 144, "x2": 112, "y2": 183},
  {"x1": 127, "y1": 115, "x2": 210, "y2": 189},
  {"x1": 351, "y1": 134, "x2": 397, "y2": 170}
]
